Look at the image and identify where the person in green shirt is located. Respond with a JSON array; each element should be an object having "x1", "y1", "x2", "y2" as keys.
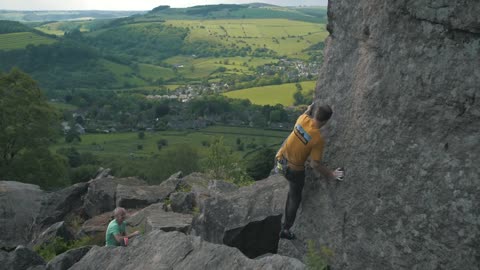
[{"x1": 105, "y1": 207, "x2": 140, "y2": 247}]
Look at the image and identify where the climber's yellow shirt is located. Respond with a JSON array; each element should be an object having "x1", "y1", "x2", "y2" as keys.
[{"x1": 276, "y1": 114, "x2": 324, "y2": 170}]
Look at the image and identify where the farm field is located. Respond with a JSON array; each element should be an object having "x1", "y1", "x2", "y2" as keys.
[
  {"x1": 52, "y1": 125, "x2": 289, "y2": 160},
  {"x1": 0, "y1": 32, "x2": 56, "y2": 50},
  {"x1": 223, "y1": 80, "x2": 316, "y2": 106},
  {"x1": 166, "y1": 19, "x2": 328, "y2": 59},
  {"x1": 48, "y1": 101, "x2": 78, "y2": 111},
  {"x1": 35, "y1": 21, "x2": 90, "y2": 36}
]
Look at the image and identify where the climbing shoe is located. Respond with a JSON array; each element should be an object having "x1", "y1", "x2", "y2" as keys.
[{"x1": 279, "y1": 229, "x2": 296, "y2": 240}]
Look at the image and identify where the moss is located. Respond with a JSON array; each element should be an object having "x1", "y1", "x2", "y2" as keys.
[{"x1": 305, "y1": 239, "x2": 333, "y2": 270}]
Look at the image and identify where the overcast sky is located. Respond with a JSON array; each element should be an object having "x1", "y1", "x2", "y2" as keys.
[{"x1": 0, "y1": 0, "x2": 328, "y2": 11}]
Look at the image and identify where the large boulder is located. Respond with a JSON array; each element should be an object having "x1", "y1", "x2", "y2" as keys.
[
  {"x1": 46, "y1": 246, "x2": 92, "y2": 270},
  {"x1": 176, "y1": 172, "x2": 238, "y2": 211},
  {"x1": 77, "y1": 212, "x2": 113, "y2": 239},
  {"x1": 31, "y1": 221, "x2": 73, "y2": 248},
  {"x1": 70, "y1": 230, "x2": 305, "y2": 270},
  {"x1": 206, "y1": 179, "x2": 238, "y2": 194},
  {"x1": 126, "y1": 203, "x2": 193, "y2": 234},
  {"x1": 0, "y1": 181, "x2": 45, "y2": 249},
  {"x1": 115, "y1": 184, "x2": 175, "y2": 209},
  {"x1": 288, "y1": 1, "x2": 480, "y2": 269},
  {"x1": 145, "y1": 209, "x2": 193, "y2": 234},
  {"x1": 192, "y1": 174, "x2": 288, "y2": 258},
  {"x1": 83, "y1": 177, "x2": 146, "y2": 218},
  {"x1": 170, "y1": 192, "x2": 195, "y2": 213},
  {"x1": 153, "y1": 172, "x2": 238, "y2": 213},
  {"x1": 35, "y1": 182, "x2": 88, "y2": 230},
  {"x1": 0, "y1": 245, "x2": 45, "y2": 270}
]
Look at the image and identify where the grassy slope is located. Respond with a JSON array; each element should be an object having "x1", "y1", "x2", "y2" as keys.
[
  {"x1": 223, "y1": 80, "x2": 317, "y2": 106},
  {"x1": 138, "y1": 64, "x2": 176, "y2": 81},
  {"x1": 167, "y1": 19, "x2": 327, "y2": 60},
  {"x1": 99, "y1": 59, "x2": 147, "y2": 87},
  {"x1": 0, "y1": 32, "x2": 56, "y2": 50},
  {"x1": 35, "y1": 21, "x2": 90, "y2": 36},
  {"x1": 145, "y1": 5, "x2": 327, "y2": 24}
]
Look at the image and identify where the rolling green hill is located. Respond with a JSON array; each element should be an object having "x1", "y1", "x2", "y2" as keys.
[
  {"x1": 168, "y1": 18, "x2": 327, "y2": 60},
  {"x1": 34, "y1": 21, "x2": 91, "y2": 36},
  {"x1": 0, "y1": 20, "x2": 33, "y2": 33},
  {"x1": 84, "y1": 22, "x2": 188, "y2": 63},
  {"x1": 0, "y1": 32, "x2": 56, "y2": 50},
  {"x1": 143, "y1": 4, "x2": 327, "y2": 24},
  {"x1": 0, "y1": 20, "x2": 57, "y2": 50},
  {"x1": 0, "y1": 5, "x2": 327, "y2": 94}
]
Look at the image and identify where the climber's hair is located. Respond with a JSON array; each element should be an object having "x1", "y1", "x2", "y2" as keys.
[
  {"x1": 113, "y1": 207, "x2": 126, "y2": 217},
  {"x1": 312, "y1": 102, "x2": 332, "y2": 122}
]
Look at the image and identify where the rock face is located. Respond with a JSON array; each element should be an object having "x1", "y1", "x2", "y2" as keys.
[
  {"x1": 0, "y1": 245, "x2": 45, "y2": 270},
  {"x1": 0, "y1": 181, "x2": 45, "y2": 249},
  {"x1": 31, "y1": 221, "x2": 73, "y2": 247},
  {"x1": 70, "y1": 230, "x2": 305, "y2": 270},
  {"x1": 144, "y1": 209, "x2": 193, "y2": 234},
  {"x1": 115, "y1": 184, "x2": 174, "y2": 209},
  {"x1": 78, "y1": 212, "x2": 113, "y2": 238},
  {"x1": 83, "y1": 177, "x2": 147, "y2": 218},
  {"x1": 36, "y1": 182, "x2": 88, "y2": 228},
  {"x1": 291, "y1": 1, "x2": 480, "y2": 269},
  {"x1": 192, "y1": 174, "x2": 288, "y2": 258},
  {"x1": 170, "y1": 192, "x2": 195, "y2": 213},
  {"x1": 46, "y1": 246, "x2": 92, "y2": 270},
  {"x1": 126, "y1": 203, "x2": 193, "y2": 234}
]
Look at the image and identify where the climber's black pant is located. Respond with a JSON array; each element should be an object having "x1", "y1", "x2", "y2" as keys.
[{"x1": 283, "y1": 168, "x2": 305, "y2": 230}]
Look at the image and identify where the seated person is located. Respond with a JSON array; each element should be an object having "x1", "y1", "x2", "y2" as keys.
[{"x1": 105, "y1": 207, "x2": 139, "y2": 247}]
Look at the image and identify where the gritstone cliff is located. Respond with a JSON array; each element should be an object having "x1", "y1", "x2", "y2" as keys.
[{"x1": 289, "y1": 1, "x2": 479, "y2": 269}]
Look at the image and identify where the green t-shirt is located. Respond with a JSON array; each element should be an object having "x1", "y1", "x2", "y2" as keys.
[{"x1": 105, "y1": 219, "x2": 126, "y2": 246}]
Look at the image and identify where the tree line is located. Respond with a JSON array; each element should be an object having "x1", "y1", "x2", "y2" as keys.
[{"x1": 0, "y1": 69, "x2": 284, "y2": 189}]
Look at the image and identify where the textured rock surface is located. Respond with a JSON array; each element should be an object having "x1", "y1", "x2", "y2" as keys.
[
  {"x1": 83, "y1": 177, "x2": 146, "y2": 218},
  {"x1": 145, "y1": 209, "x2": 193, "y2": 234},
  {"x1": 70, "y1": 230, "x2": 305, "y2": 270},
  {"x1": 46, "y1": 246, "x2": 92, "y2": 270},
  {"x1": 36, "y1": 182, "x2": 88, "y2": 229},
  {"x1": 288, "y1": 1, "x2": 480, "y2": 269},
  {"x1": 192, "y1": 174, "x2": 288, "y2": 258},
  {"x1": 78, "y1": 212, "x2": 113, "y2": 238},
  {"x1": 0, "y1": 245, "x2": 45, "y2": 270},
  {"x1": 206, "y1": 179, "x2": 238, "y2": 194},
  {"x1": 126, "y1": 202, "x2": 193, "y2": 234},
  {"x1": 170, "y1": 192, "x2": 195, "y2": 213},
  {"x1": 126, "y1": 203, "x2": 164, "y2": 228},
  {"x1": 115, "y1": 184, "x2": 174, "y2": 209},
  {"x1": 31, "y1": 221, "x2": 73, "y2": 247},
  {"x1": 0, "y1": 181, "x2": 45, "y2": 248}
]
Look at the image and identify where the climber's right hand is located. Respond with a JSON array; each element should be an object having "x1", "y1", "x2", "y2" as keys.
[{"x1": 333, "y1": 167, "x2": 344, "y2": 181}]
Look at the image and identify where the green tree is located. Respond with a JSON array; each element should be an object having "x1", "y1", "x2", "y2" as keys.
[
  {"x1": 0, "y1": 69, "x2": 57, "y2": 165},
  {"x1": 65, "y1": 128, "x2": 81, "y2": 143},
  {"x1": 8, "y1": 147, "x2": 69, "y2": 188},
  {"x1": 0, "y1": 69, "x2": 65, "y2": 187},
  {"x1": 245, "y1": 148, "x2": 276, "y2": 180},
  {"x1": 145, "y1": 144, "x2": 200, "y2": 184},
  {"x1": 203, "y1": 137, "x2": 253, "y2": 186}
]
